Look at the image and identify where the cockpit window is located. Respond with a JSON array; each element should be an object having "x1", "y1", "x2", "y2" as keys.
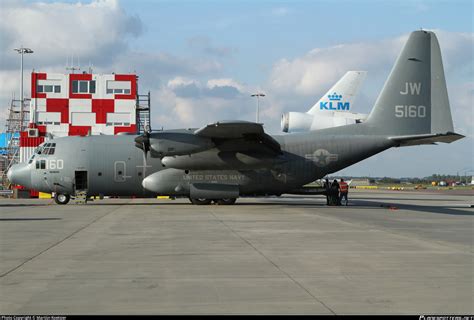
[
  {"x1": 37, "y1": 142, "x2": 56, "y2": 155},
  {"x1": 35, "y1": 143, "x2": 45, "y2": 155},
  {"x1": 36, "y1": 160, "x2": 46, "y2": 170},
  {"x1": 28, "y1": 154, "x2": 35, "y2": 164}
]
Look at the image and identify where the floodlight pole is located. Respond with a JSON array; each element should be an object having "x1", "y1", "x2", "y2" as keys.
[
  {"x1": 251, "y1": 92, "x2": 265, "y2": 123},
  {"x1": 14, "y1": 46, "x2": 34, "y2": 127}
]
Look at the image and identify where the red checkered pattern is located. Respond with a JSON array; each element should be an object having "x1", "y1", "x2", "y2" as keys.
[{"x1": 22, "y1": 72, "x2": 138, "y2": 150}]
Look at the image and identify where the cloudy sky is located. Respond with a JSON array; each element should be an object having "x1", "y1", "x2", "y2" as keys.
[{"x1": 0, "y1": 0, "x2": 472, "y2": 177}]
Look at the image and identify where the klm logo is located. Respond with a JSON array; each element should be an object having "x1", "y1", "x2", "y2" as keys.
[{"x1": 320, "y1": 92, "x2": 350, "y2": 111}]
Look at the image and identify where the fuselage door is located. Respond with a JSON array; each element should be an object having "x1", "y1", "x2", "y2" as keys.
[{"x1": 75, "y1": 170, "x2": 88, "y2": 191}]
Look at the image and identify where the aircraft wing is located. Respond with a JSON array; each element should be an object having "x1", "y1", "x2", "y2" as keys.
[
  {"x1": 195, "y1": 121, "x2": 264, "y2": 138},
  {"x1": 195, "y1": 121, "x2": 282, "y2": 153}
]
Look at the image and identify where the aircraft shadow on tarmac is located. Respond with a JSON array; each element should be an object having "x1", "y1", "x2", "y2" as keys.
[
  {"x1": 84, "y1": 201, "x2": 328, "y2": 208},
  {"x1": 0, "y1": 218, "x2": 62, "y2": 221},
  {"x1": 349, "y1": 200, "x2": 473, "y2": 216},
  {"x1": 83, "y1": 200, "x2": 473, "y2": 215},
  {"x1": 0, "y1": 203, "x2": 51, "y2": 207},
  {"x1": 351, "y1": 196, "x2": 470, "y2": 202}
]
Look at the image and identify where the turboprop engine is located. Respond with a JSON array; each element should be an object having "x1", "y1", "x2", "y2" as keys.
[{"x1": 135, "y1": 130, "x2": 215, "y2": 158}]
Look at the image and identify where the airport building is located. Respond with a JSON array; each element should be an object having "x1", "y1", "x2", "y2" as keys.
[{"x1": 21, "y1": 71, "x2": 150, "y2": 162}]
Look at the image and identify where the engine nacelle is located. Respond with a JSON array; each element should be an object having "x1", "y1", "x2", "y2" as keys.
[
  {"x1": 149, "y1": 132, "x2": 214, "y2": 157},
  {"x1": 142, "y1": 168, "x2": 187, "y2": 195},
  {"x1": 281, "y1": 112, "x2": 314, "y2": 133},
  {"x1": 282, "y1": 111, "x2": 366, "y2": 133}
]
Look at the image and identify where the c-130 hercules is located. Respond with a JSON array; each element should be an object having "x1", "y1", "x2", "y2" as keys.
[{"x1": 7, "y1": 31, "x2": 464, "y2": 205}]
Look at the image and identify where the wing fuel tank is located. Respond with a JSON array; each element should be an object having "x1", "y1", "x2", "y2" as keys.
[{"x1": 142, "y1": 168, "x2": 241, "y2": 198}]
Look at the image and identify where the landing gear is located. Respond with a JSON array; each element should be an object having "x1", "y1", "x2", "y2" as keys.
[
  {"x1": 189, "y1": 198, "x2": 237, "y2": 205},
  {"x1": 189, "y1": 198, "x2": 213, "y2": 205},
  {"x1": 54, "y1": 193, "x2": 70, "y2": 205},
  {"x1": 215, "y1": 198, "x2": 236, "y2": 205}
]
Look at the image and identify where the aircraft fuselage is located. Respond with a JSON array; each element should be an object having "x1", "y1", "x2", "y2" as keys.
[{"x1": 13, "y1": 128, "x2": 394, "y2": 198}]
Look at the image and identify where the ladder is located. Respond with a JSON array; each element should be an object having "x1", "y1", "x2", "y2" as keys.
[
  {"x1": 136, "y1": 91, "x2": 151, "y2": 134},
  {"x1": 74, "y1": 190, "x2": 88, "y2": 204},
  {"x1": 2, "y1": 98, "x2": 30, "y2": 189}
]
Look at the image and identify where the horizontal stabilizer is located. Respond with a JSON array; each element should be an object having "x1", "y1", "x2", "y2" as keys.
[
  {"x1": 389, "y1": 132, "x2": 465, "y2": 146},
  {"x1": 332, "y1": 111, "x2": 368, "y2": 121}
]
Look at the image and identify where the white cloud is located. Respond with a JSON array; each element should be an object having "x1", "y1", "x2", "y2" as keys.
[
  {"x1": 0, "y1": 0, "x2": 223, "y2": 124},
  {"x1": 153, "y1": 78, "x2": 255, "y2": 128},
  {"x1": 168, "y1": 77, "x2": 199, "y2": 89},
  {"x1": 268, "y1": 35, "x2": 407, "y2": 97},
  {"x1": 0, "y1": 0, "x2": 142, "y2": 69},
  {"x1": 206, "y1": 78, "x2": 246, "y2": 92}
]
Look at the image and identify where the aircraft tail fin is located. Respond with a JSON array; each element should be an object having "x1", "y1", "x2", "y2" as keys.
[
  {"x1": 365, "y1": 30, "x2": 461, "y2": 144},
  {"x1": 307, "y1": 71, "x2": 367, "y2": 115}
]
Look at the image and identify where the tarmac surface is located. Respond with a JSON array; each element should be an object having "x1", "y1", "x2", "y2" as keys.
[{"x1": 0, "y1": 189, "x2": 473, "y2": 314}]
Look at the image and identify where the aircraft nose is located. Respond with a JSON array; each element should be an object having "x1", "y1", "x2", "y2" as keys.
[{"x1": 7, "y1": 163, "x2": 31, "y2": 187}]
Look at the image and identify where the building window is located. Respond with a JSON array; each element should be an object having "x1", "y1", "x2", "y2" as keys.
[
  {"x1": 79, "y1": 81, "x2": 88, "y2": 93},
  {"x1": 106, "y1": 80, "x2": 131, "y2": 95},
  {"x1": 89, "y1": 81, "x2": 96, "y2": 93},
  {"x1": 37, "y1": 83, "x2": 61, "y2": 94},
  {"x1": 72, "y1": 80, "x2": 96, "y2": 94}
]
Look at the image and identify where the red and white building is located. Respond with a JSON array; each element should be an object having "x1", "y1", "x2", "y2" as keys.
[{"x1": 20, "y1": 72, "x2": 142, "y2": 162}]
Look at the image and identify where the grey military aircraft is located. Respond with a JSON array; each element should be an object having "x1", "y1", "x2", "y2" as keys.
[{"x1": 7, "y1": 30, "x2": 464, "y2": 205}]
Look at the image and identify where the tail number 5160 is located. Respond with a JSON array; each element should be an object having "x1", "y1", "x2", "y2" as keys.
[{"x1": 395, "y1": 105, "x2": 426, "y2": 118}]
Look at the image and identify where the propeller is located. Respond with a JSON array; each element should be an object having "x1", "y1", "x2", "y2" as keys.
[{"x1": 134, "y1": 123, "x2": 151, "y2": 180}]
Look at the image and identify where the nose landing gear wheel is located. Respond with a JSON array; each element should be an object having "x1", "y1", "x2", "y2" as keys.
[
  {"x1": 189, "y1": 198, "x2": 212, "y2": 205},
  {"x1": 215, "y1": 198, "x2": 237, "y2": 205},
  {"x1": 54, "y1": 193, "x2": 70, "y2": 205}
]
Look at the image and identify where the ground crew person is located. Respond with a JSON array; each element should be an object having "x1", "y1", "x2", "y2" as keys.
[
  {"x1": 324, "y1": 178, "x2": 330, "y2": 205},
  {"x1": 339, "y1": 178, "x2": 349, "y2": 206},
  {"x1": 329, "y1": 179, "x2": 339, "y2": 206}
]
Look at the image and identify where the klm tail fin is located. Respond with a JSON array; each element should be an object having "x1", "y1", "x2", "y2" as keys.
[
  {"x1": 307, "y1": 71, "x2": 367, "y2": 115},
  {"x1": 366, "y1": 30, "x2": 463, "y2": 144}
]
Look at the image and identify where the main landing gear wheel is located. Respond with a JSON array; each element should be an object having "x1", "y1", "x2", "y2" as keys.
[
  {"x1": 189, "y1": 198, "x2": 212, "y2": 205},
  {"x1": 54, "y1": 193, "x2": 70, "y2": 205},
  {"x1": 215, "y1": 198, "x2": 237, "y2": 205}
]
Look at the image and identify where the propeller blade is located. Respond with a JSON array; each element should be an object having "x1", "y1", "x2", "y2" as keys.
[{"x1": 142, "y1": 141, "x2": 148, "y2": 178}]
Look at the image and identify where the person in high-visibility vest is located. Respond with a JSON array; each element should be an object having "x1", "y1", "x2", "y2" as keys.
[{"x1": 339, "y1": 178, "x2": 349, "y2": 206}]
